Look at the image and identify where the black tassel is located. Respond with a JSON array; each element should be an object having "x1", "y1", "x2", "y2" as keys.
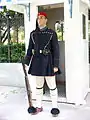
[{"x1": 28, "y1": 106, "x2": 37, "y2": 113}]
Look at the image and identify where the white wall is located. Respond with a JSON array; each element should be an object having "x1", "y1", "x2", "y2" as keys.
[
  {"x1": 64, "y1": 0, "x2": 89, "y2": 105},
  {"x1": 80, "y1": 0, "x2": 89, "y2": 98},
  {"x1": 81, "y1": 0, "x2": 89, "y2": 5},
  {"x1": 0, "y1": 63, "x2": 36, "y2": 98},
  {"x1": 0, "y1": 63, "x2": 25, "y2": 87},
  {"x1": 24, "y1": 3, "x2": 38, "y2": 50},
  {"x1": 35, "y1": 0, "x2": 64, "y2": 6},
  {"x1": 6, "y1": 4, "x2": 24, "y2": 14}
]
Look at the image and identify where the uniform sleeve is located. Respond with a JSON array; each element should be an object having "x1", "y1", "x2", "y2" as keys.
[
  {"x1": 51, "y1": 31, "x2": 60, "y2": 68},
  {"x1": 23, "y1": 32, "x2": 34, "y2": 66}
]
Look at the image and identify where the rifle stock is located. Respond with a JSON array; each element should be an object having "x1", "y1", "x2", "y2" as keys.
[{"x1": 22, "y1": 62, "x2": 32, "y2": 107}]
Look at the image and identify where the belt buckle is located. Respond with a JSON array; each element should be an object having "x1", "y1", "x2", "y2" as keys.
[{"x1": 40, "y1": 50, "x2": 42, "y2": 53}]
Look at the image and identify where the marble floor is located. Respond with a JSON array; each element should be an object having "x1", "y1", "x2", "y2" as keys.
[{"x1": 0, "y1": 86, "x2": 90, "y2": 120}]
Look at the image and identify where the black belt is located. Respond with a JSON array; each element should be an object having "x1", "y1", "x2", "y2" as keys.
[{"x1": 32, "y1": 49, "x2": 51, "y2": 55}]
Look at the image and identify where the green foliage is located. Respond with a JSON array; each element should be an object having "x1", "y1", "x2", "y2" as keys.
[
  {"x1": 0, "y1": 6, "x2": 24, "y2": 44},
  {"x1": 0, "y1": 43, "x2": 25, "y2": 63}
]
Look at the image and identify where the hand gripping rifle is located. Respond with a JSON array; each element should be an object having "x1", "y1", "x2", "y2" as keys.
[{"x1": 22, "y1": 62, "x2": 36, "y2": 113}]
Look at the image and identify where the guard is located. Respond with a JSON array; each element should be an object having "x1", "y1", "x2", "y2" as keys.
[{"x1": 24, "y1": 12, "x2": 61, "y2": 116}]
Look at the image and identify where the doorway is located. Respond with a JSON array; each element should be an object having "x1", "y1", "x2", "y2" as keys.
[{"x1": 38, "y1": 3, "x2": 66, "y2": 102}]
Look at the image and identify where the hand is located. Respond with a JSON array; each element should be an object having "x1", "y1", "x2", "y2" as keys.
[
  {"x1": 25, "y1": 64, "x2": 28, "y2": 68},
  {"x1": 25, "y1": 64, "x2": 28, "y2": 71},
  {"x1": 53, "y1": 67, "x2": 58, "y2": 73}
]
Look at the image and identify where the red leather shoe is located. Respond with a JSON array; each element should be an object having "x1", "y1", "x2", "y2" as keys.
[{"x1": 31, "y1": 107, "x2": 43, "y2": 115}]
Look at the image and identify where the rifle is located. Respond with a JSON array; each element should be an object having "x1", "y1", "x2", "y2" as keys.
[{"x1": 22, "y1": 62, "x2": 36, "y2": 113}]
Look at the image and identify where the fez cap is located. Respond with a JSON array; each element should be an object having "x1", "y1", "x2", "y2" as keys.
[{"x1": 38, "y1": 12, "x2": 47, "y2": 18}]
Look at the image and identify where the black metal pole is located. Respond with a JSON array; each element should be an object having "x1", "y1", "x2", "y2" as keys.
[
  {"x1": 6, "y1": 12, "x2": 11, "y2": 62},
  {"x1": 0, "y1": 14, "x2": 1, "y2": 43}
]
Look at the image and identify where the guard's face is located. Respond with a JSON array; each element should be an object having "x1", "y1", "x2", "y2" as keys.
[{"x1": 37, "y1": 15, "x2": 47, "y2": 27}]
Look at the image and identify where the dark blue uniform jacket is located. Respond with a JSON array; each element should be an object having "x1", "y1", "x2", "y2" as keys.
[{"x1": 24, "y1": 27, "x2": 61, "y2": 76}]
